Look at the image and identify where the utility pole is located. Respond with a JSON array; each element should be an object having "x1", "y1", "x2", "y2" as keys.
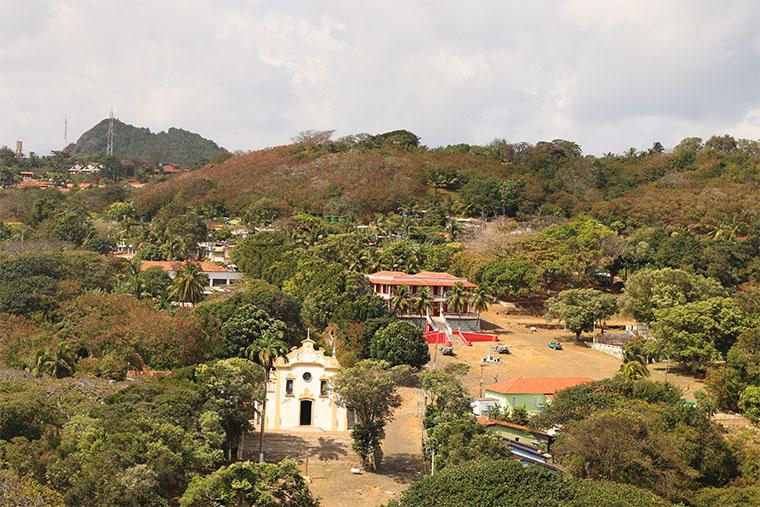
[{"x1": 106, "y1": 109, "x2": 114, "y2": 156}]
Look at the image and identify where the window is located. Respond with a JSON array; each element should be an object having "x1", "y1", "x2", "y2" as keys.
[
  {"x1": 285, "y1": 379, "x2": 293, "y2": 395},
  {"x1": 511, "y1": 396, "x2": 517, "y2": 408},
  {"x1": 320, "y1": 380, "x2": 328, "y2": 396},
  {"x1": 303, "y1": 372, "x2": 312, "y2": 382},
  {"x1": 532, "y1": 396, "x2": 538, "y2": 408},
  {"x1": 212, "y1": 278, "x2": 227, "y2": 286}
]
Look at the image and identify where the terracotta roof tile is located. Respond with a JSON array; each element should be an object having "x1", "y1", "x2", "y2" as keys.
[
  {"x1": 141, "y1": 261, "x2": 232, "y2": 273},
  {"x1": 368, "y1": 270, "x2": 476, "y2": 288}
]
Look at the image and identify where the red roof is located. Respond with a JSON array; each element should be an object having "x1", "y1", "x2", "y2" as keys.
[
  {"x1": 475, "y1": 416, "x2": 549, "y2": 436},
  {"x1": 485, "y1": 377, "x2": 592, "y2": 396},
  {"x1": 141, "y1": 261, "x2": 232, "y2": 273},
  {"x1": 368, "y1": 270, "x2": 476, "y2": 288}
]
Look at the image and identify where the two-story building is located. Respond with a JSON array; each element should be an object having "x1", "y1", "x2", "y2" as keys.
[
  {"x1": 367, "y1": 270, "x2": 477, "y2": 318},
  {"x1": 484, "y1": 377, "x2": 592, "y2": 415},
  {"x1": 140, "y1": 261, "x2": 243, "y2": 294}
]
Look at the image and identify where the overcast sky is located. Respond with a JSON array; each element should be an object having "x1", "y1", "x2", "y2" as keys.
[{"x1": 1, "y1": 0, "x2": 758, "y2": 156}]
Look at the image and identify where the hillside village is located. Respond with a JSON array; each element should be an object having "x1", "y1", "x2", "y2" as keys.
[{"x1": 0, "y1": 127, "x2": 759, "y2": 507}]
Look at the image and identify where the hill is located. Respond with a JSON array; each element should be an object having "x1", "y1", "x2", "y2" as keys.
[
  {"x1": 67, "y1": 118, "x2": 228, "y2": 167},
  {"x1": 133, "y1": 133, "x2": 760, "y2": 231}
]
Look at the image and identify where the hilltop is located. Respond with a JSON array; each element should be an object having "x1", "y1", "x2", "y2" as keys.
[
  {"x1": 67, "y1": 118, "x2": 228, "y2": 167},
  {"x1": 133, "y1": 132, "x2": 760, "y2": 232}
]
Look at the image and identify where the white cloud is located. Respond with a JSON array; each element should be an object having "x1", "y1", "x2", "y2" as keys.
[{"x1": 0, "y1": 0, "x2": 757, "y2": 156}]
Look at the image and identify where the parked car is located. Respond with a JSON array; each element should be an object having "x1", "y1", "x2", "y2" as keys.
[
  {"x1": 495, "y1": 345, "x2": 510, "y2": 354},
  {"x1": 441, "y1": 347, "x2": 455, "y2": 356},
  {"x1": 548, "y1": 341, "x2": 563, "y2": 350}
]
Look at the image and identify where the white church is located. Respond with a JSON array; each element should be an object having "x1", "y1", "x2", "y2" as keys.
[{"x1": 263, "y1": 338, "x2": 350, "y2": 432}]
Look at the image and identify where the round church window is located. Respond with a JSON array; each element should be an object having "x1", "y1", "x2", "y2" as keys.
[{"x1": 303, "y1": 372, "x2": 312, "y2": 382}]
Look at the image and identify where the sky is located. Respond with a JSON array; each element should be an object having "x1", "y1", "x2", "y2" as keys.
[{"x1": 1, "y1": 0, "x2": 758, "y2": 156}]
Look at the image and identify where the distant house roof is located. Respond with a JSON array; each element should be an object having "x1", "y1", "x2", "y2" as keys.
[
  {"x1": 141, "y1": 261, "x2": 233, "y2": 273},
  {"x1": 475, "y1": 416, "x2": 549, "y2": 437},
  {"x1": 19, "y1": 171, "x2": 34, "y2": 176},
  {"x1": 485, "y1": 377, "x2": 592, "y2": 396},
  {"x1": 368, "y1": 270, "x2": 476, "y2": 288}
]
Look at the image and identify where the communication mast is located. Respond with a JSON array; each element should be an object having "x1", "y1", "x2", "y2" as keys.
[
  {"x1": 106, "y1": 109, "x2": 114, "y2": 156},
  {"x1": 64, "y1": 115, "x2": 68, "y2": 147}
]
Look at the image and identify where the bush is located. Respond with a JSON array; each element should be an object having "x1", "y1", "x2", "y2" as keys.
[{"x1": 369, "y1": 321, "x2": 429, "y2": 368}]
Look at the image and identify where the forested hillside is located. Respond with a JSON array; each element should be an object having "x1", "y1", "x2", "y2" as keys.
[
  {"x1": 134, "y1": 131, "x2": 760, "y2": 231},
  {"x1": 68, "y1": 118, "x2": 229, "y2": 167}
]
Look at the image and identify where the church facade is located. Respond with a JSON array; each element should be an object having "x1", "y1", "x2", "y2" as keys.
[{"x1": 264, "y1": 338, "x2": 349, "y2": 432}]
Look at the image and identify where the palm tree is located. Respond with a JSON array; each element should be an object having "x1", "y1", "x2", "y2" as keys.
[
  {"x1": 32, "y1": 343, "x2": 76, "y2": 378},
  {"x1": 170, "y1": 262, "x2": 207, "y2": 305},
  {"x1": 246, "y1": 333, "x2": 288, "y2": 462},
  {"x1": 447, "y1": 282, "x2": 467, "y2": 331},
  {"x1": 619, "y1": 360, "x2": 649, "y2": 382},
  {"x1": 414, "y1": 287, "x2": 434, "y2": 317},
  {"x1": 469, "y1": 287, "x2": 492, "y2": 325},
  {"x1": 162, "y1": 236, "x2": 187, "y2": 261},
  {"x1": 445, "y1": 218, "x2": 460, "y2": 240},
  {"x1": 391, "y1": 285, "x2": 413, "y2": 316}
]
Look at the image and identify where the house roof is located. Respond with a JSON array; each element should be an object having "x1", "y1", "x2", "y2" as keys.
[
  {"x1": 484, "y1": 377, "x2": 592, "y2": 396},
  {"x1": 475, "y1": 416, "x2": 549, "y2": 436},
  {"x1": 368, "y1": 270, "x2": 476, "y2": 288},
  {"x1": 141, "y1": 261, "x2": 233, "y2": 273}
]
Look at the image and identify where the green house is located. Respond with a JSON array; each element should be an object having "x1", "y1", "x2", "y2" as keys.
[{"x1": 483, "y1": 377, "x2": 592, "y2": 415}]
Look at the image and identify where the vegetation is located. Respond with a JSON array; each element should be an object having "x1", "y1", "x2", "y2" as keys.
[
  {"x1": 2, "y1": 130, "x2": 760, "y2": 503},
  {"x1": 68, "y1": 118, "x2": 229, "y2": 167}
]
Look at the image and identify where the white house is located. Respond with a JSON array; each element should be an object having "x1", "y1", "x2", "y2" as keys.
[
  {"x1": 68, "y1": 163, "x2": 103, "y2": 174},
  {"x1": 140, "y1": 261, "x2": 243, "y2": 294},
  {"x1": 264, "y1": 338, "x2": 349, "y2": 432}
]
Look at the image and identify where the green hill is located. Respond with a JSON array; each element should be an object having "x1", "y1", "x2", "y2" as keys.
[{"x1": 67, "y1": 118, "x2": 228, "y2": 167}]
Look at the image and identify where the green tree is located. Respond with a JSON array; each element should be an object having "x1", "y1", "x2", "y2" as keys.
[
  {"x1": 333, "y1": 360, "x2": 404, "y2": 470},
  {"x1": 391, "y1": 285, "x2": 413, "y2": 316},
  {"x1": 245, "y1": 332, "x2": 288, "y2": 462},
  {"x1": 618, "y1": 360, "x2": 649, "y2": 382},
  {"x1": 446, "y1": 282, "x2": 468, "y2": 331},
  {"x1": 413, "y1": 286, "x2": 434, "y2": 318},
  {"x1": 179, "y1": 460, "x2": 317, "y2": 507},
  {"x1": 31, "y1": 343, "x2": 76, "y2": 378},
  {"x1": 545, "y1": 289, "x2": 617, "y2": 340},
  {"x1": 652, "y1": 297, "x2": 749, "y2": 373},
  {"x1": 46, "y1": 209, "x2": 93, "y2": 246},
  {"x1": 369, "y1": 321, "x2": 430, "y2": 368},
  {"x1": 170, "y1": 262, "x2": 208, "y2": 304},
  {"x1": 620, "y1": 268, "x2": 725, "y2": 323},
  {"x1": 738, "y1": 386, "x2": 760, "y2": 423},
  {"x1": 478, "y1": 259, "x2": 539, "y2": 299},
  {"x1": 196, "y1": 358, "x2": 264, "y2": 461}
]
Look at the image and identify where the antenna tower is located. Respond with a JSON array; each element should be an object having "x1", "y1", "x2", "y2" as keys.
[
  {"x1": 64, "y1": 116, "x2": 68, "y2": 147},
  {"x1": 106, "y1": 109, "x2": 114, "y2": 156}
]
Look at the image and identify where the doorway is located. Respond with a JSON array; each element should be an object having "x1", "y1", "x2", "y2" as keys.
[{"x1": 299, "y1": 400, "x2": 313, "y2": 425}]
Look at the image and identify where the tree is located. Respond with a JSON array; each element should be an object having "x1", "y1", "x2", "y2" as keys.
[
  {"x1": 652, "y1": 297, "x2": 749, "y2": 373},
  {"x1": 0, "y1": 470, "x2": 64, "y2": 507},
  {"x1": 739, "y1": 386, "x2": 760, "y2": 423},
  {"x1": 619, "y1": 268, "x2": 725, "y2": 323},
  {"x1": 618, "y1": 360, "x2": 650, "y2": 382},
  {"x1": 196, "y1": 358, "x2": 264, "y2": 461},
  {"x1": 413, "y1": 286, "x2": 434, "y2": 318},
  {"x1": 447, "y1": 282, "x2": 468, "y2": 330},
  {"x1": 46, "y1": 209, "x2": 93, "y2": 246},
  {"x1": 391, "y1": 285, "x2": 413, "y2": 316},
  {"x1": 221, "y1": 304, "x2": 289, "y2": 358},
  {"x1": 179, "y1": 460, "x2": 317, "y2": 507},
  {"x1": 369, "y1": 321, "x2": 430, "y2": 368},
  {"x1": 555, "y1": 407, "x2": 696, "y2": 501},
  {"x1": 706, "y1": 328, "x2": 760, "y2": 411},
  {"x1": 468, "y1": 287, "x2": 491, "y2": 326},
  {"x1": 333, "y1": 360, "x2": 404, "y2": 470},
  {"x1": 545, "y1": 289, "x2": 617, "y2": 340},
  {"x1": 478, "y1": 259, "x2": 539, "y2": 299},
  {"x1": 170, "y1": 262, "x2": 208, "y2": 304},
  {"x1": 397, "y1": 459, "x2": 573, "y2": 507},
  {"x1": 245, "y1": 332, "x2": 288, "y2": 462},
  {"x1": 31, "y1": 343, "x2": 76, "y2": 378}
]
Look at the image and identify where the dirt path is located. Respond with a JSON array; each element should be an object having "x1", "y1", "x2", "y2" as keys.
[{"x1": 305, "y1": 387, "x2": 425, "y2": 507}]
